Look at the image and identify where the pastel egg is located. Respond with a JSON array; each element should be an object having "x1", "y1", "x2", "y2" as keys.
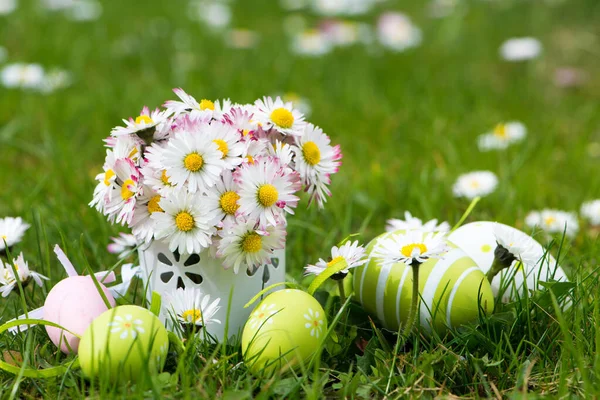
[
  {"x1": 78, "y1": 305, "x2": 169, "y2": 382},
  {"x1": 241, "y1": 289, "x2": 327, "y2": 375},
  {"x1": 448, "y1": 221, "x2": 569, "y2": 301},
  {"x1": 353, "y1": 230, "x2": 494, "y2": 334},
  {"x1": 44, "y1": 276, "x2": 116, "y2": 354}
]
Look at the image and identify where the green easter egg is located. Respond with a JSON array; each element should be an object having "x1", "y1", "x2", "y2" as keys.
[
  {"x1": 78, "y1": 305, "x2": 169, "y2": 382},
  {"x1": 241, "y1": 289, "x2": 327, "y2": 375},
  {"x1": 353, "y1": 230, "x2": 494, "y2": 334}
]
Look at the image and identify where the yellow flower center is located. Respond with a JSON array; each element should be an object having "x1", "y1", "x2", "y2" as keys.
[
  {"x1": 219, "y1": 191, "x2": 240, "y2": 215},
  {"x1": 313, "y1": 320, "x2": 319, "y2": 327},
  {"x1": 302, "y1": 141, "x2": 321, "y2": 166},
  {"x1": 213, "y1": 139, "x2": 228, "y2": 158},
  {"x1": 246, "y1": 155, "x2": 255, "y2": 164},
  {"x1": 270, "y1": 108, "x2": 294, "y2": 129},
  {"x1": 326, "y1": 256, "x2": 345, "y2": 269},
  {"x1": 184, "y1": 153, "x2": 204, "y2": 172},
  {"x1": 135, "y1": 115, "x2": 153, "y2": 125},
  {"x1": 493, "y1": 123, "x2": 507, "y2": 138},
  {"x1": 128, "y1": 147, "x2": 139, "y2": 159},
  {"x1": 199, "y1": 99, "x2": 215, "y2": 111},
  {"x1": 401, "y1": 243, "x2": 428, "y2": 258},
  {"x1": 470, "y1": 180, "x2": 480, "y2": 188},
  {"x1": 242, "y1": 129, "x2": 250, "y2": 136},
  {"x1": 121, "y1": 179, "x2": 135, "y2": 200},
  {"x1": 257, "y1": 184, "x2": 278, "y2": 207},
  {"x1": 147, "y1": 195, "x2": 163, "y2": 214},
  {"x1": 104, "y1": 169, "x2": 115, "y2": 186},
  {"x1": 161, "y1": 170, "x2": 171, "y2": 186},
  {"x1": 242, "y1": 232, "x2": 263, "y2": 253},
  {"x1": 182, "y1": 309, "x2": 203, "y2": 323},
  {"x1": 175, "y1": 212, "x2": 195, "y2": 232},
  {"x1": 544, "y1": 216, "x2": 556, "y2": 226}
]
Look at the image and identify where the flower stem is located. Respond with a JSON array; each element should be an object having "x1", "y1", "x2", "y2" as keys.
[
  {"x1": 486, "y1": 258, "x2": 504, "y2": 284},
  {"x1": 337, "y1": 280, "x2": 346, "y2": 305},
  {"x1": 402, "y1": 262, "x2": 420, "y2": 339}
]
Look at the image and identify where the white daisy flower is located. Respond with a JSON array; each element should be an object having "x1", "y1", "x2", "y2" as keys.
[
  {"x1": 304, "y1": 240, "x2": 367, "y2": 277},
  {"x1": 385, "y1": 211, "x2": 450, "y2": 233},
  {"x1": 236, "y1": 157, "x2": 301, "y2": 227},
  {"x1": 164, "y1": 88, "x2": 232, "y2": 120},
  {"x1": 65, "y1": 0, "x2": 102, "y2": 22},
  {"x1": 477, "y1": 122, "x2": 527, "y2": 151},
  {"x1": 376, "y1": 12, "x2": 422, "y2": 52},
  {"x1": 104, "y1": 158, "x2": 142, "y2": 226},
  {"x1": 312, "y1": 0, "x2": 375, "y2": 16},
  {"x1": 291, "y1": 29, "x2": 333, "y2": 57},
  {"x1": 104, "y1": 134, "x2": 144, "y2": 167},
  {"x1": 151, "y1": 192, "x2": 218, "y2": 254},
  {"x1": 267, "y1": 140, "x2": 294, "y2": 168},
  {"x1": 525, "y1": 209, "x2": 579, "y2": 238},
  {"x1": 292, "y1": 123, "x2": 342, "y2": 207},
  {"x1": 217, "y1": 218, "x2": 286, "y2": 274},
  {"x1": 581, "y1": 200, "x2": 600, "y2": 226},
  {"x1": 1, "y1": 63, "x2": 45, "y2": 90},
  {"x1": 130, "y1": 186, "x2": 164, "y2": 244},
  {"x1": 188, "y1": 1, "x2": 231, "y2": 29},
  {"x1": 165, "y1": 287, "x2": 221, "y2": 327},
  {"x1": 0, "y1": 0, "x2": 16, "y2": 15},
  {"x1": 107, "y1": 232, "x2": 138, "y2": 259},
  {"x1": 203, "y1": 121, "x2": 245, "y2": 169},
  {"x1": 160, "y1": 130, "x2": 226, "y2": 194},
  {"x1": 0, "y1": 217, "x2": 30, "y2": 251},
  {"x1": 89, "y1": 162, "x2": 118, "y2": 214},
  {"x1": 222, "y1": 106, "x2": 258, "y2": 137},
  {"x1": 0, "y1": 253, "x2": 49, "y2": 297},
  {"x1": 253, "y1": 96, "x2": 307, "y2": 136},
  {"x1": 499, "y1": 37, "x2": 542, "y2": 62},
  {"x1": 372, "y1": 230, "x2": 450, "y2": 267},
  {"x1": 492, "y1": 223, "x2": 542, "y2": 269},
  {"x1": 110, "y1": 106, "x2": 172, "y2": 142},
  {"x1": 205, "y1": 170, "x2": 241, "y2": 225},
  {"x1": 452, "y1": 171, "x2": 498, "y2": 200},
  {"x1": 39, "y1": 68, "x2": 72, "y2": 93}
]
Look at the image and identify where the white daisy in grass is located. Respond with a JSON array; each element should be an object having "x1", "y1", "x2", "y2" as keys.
[
  {"x1": 477, "y1": 121, "x2": 527, "y2": 151},
  {"x1": 525, "y1": 209, "x2": 579, "y2": 238},
  {"x1": 581, "y1": 200, "x2": 600, "y2": 226},
  {"x1": 377, "y1": 12, "x2": 422, "y2": 52},
  {"x1": 164, "y1": 88, "x2": 232, "y2": 120},
  {"x1": 499, "y1": 37, "x2": 542, "y2": 62},
  {"x1": 203, "y1": 121, "x2": 245, "y2": 170},
  {"x1": 292, "y1": 124, "x2": 342, "y2": 207},
  {"x1": 165, "y1": 287, "x2": 221, "y2": 327},
  {"x1": 205, "y1": 170, "x2": 241, "y2": 225},
  {"x1": 110, "y1": 106, "x2": 172, "y2": 141},
  {"x1": 104, "y1": 158, "x2": 142, "y2": 226},
  {"x1": 0, "y1": 0, "x2": 16, "y2": 15},
  {"x1": 160, "y1": 130, "x2": 226, "y2": 194},
  {"x1": 89, "y1": 162, "x2": 118, "y2": 214},
  {"x1": 107, "y1": 232, "x2": 138, "y2": 259},
  {"x1": 253, "y1": 96, "x2": 306, "y2": 137},
  {"x1": 151, "y1": 192, "x2": 218, "y2": 254},
  {"x1": 236, "y1": 157, "x2": 301, "y2": 227},
  {"x1": 304, "y1": 240, "x2": 367, "y2": 278},
  {"x1": 217, "y1": 218, "x2": 286, "y2": 274},
  {"x1": 386, "y1": 211, "x2": 450, "y2": 233},
  {"x1": 108, "y1": 314, "x2": 145, "y2": 340},
  {"x1": 0, "y1": 217, "x2": 30, "y2": 251},
  {"x1": 222, "y1": 106, "x2": 257, "y2": 137},
  {"x1": 373, "y1": 230, "x2": 449, "y2": 267},
  {"x1": 492, "y1": 223, "x2": 542, "y2": 270},
  {"x1": 1, "y1": 63, "x2": 45, "y2": 90},
  {"x1": 0, "y1": 253, "x2": 49, "y2": 297},
  {"x1": 291, "y1": 29, "x2": 333, "y2": 57},
  {"x1": 452, "y1": 171, "x2": 498, "y2": 200},
  {"x1": 130, "y1": 186, "x2": 163, "y2": 244}
]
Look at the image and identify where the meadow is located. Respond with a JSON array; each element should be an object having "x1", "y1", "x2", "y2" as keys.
[{"x1": 1, "y1": 0, "x2": 600, "y2": 398}]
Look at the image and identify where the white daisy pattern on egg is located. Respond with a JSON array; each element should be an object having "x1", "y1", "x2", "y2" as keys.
[
  {"x1": 248, "y1": 303, "x2": 278, "y2": 330},
  {"x1": 303, "y1": 308, "x2": 324, "y2": 338},
  {"x1": 108, "y1": 314, "x2": 146, "y2": 340}
]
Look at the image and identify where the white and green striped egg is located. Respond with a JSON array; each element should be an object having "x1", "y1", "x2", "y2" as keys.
[{"x1": 353, "y1": 230, "x2": 494, "y2": 334}]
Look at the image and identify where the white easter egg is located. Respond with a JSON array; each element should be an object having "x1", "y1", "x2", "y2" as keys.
[{"x1": 448, "y1": 221, "x2": 569, "y2": 301}]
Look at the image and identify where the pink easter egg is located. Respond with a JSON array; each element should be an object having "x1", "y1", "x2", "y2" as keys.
[{"x1": 44, "y1": 276, "x2": 116, "y2": 354}]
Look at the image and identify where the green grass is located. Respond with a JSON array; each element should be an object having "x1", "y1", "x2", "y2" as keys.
[{"x1": 2, "y1": 0, "x2": 600, "y2": 397}]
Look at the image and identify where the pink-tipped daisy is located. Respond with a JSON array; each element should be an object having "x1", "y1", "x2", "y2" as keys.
[
  {"x1": 304, "y1": 240, "x2": 367, "y2": 277},
  {"x1": 110, "y1": 106, "x2": 172, "y2": 140},
  {"x1": 252, "y1": 96, "x2": 306, "y2": 136}
]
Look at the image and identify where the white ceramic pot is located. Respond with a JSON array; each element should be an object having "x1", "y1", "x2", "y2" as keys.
[{"x1": 138, "y1": 240, "x2": 286, "y2": 341}]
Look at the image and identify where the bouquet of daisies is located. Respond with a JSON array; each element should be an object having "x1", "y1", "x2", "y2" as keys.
[{"x1": 90, "y1": 89, "x2": 342, "y2": 273}]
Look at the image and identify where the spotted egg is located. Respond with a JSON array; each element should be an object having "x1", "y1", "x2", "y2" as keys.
[
  {"x1": 78, "y1": 305, "x2": 169, "y2": 382},
  {"x1": 353, "y1": 230, "x2": 494, "y2": 334},
  {"x1": 448, "y1": 221, "x2": 569, "y2": 302},
  {"x1": 241, "y1": 289, "x2": 327, "y2": 375}
]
